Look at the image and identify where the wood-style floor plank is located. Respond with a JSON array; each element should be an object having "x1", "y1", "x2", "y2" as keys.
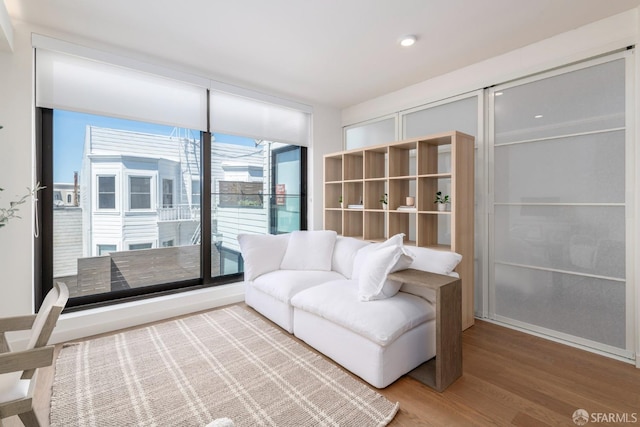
[{"x1": 4, "y1": 305, "x2": 638, "y2": 426}]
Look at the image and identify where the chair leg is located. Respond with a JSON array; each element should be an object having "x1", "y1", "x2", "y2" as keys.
[{"x1": 17, "y1": 410, "x2": 41, "y2": 427}]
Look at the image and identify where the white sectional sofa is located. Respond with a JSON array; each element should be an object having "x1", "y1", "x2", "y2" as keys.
[{"x1": 238, "y1": 230, "x2": 462, "y2": 389}]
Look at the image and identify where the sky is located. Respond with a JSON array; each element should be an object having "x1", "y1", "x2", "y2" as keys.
[{"x1": 53, "y1": 110, "x2": 255, "y2": 182}]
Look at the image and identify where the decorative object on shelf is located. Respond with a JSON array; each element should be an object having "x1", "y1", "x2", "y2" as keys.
[
  {"x1": 434, "y1": 191, "x2": 450, "y2": 212},
  {"x1": 405, "y1": 196, "x2": 415, "y2": 207},
  {"x1": 338, "y1": 195, "x2": 343, "y2": 209},
  {"x1": 397, "y1": 205, "x2": 417, "y2": 212},
  {"x1": 0, "y1": 183, "x2": 45, "y2": 229},
  {"x1": 380, "y1": 193, "x2": 388, "y2": 210}
]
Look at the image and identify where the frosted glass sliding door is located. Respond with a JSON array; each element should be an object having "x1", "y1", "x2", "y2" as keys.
[
  {"x1": 489, "y1": 53, "x2": 632, "y2": 357},
  {"x1": 402, "y1": 93, "x2": 485, "y2": 316}
]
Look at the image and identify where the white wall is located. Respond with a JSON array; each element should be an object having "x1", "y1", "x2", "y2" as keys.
[
  {"x1": 0, "y1": 21, "x2": 341, "y2": 342},
  {"x1": 309, "y1": 104, "x2": 342, "y2": 230},
  {"x1": 0, "y1": 21, "x2": 35, "y2": 318}
]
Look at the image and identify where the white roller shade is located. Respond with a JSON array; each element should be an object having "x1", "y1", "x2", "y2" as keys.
[
  {"x1": 210, "y1": 90, "x2": 311, "y2": 146},
  {"x1": 35, "y1": 48, "x2": 207, "y2": 131}
]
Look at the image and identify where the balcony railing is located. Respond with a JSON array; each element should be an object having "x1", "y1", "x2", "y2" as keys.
[{"x1": 158, "y1": 204, "x2": 200, "y2": 221}]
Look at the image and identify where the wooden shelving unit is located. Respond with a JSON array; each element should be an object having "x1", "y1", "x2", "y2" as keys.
[{"x1": 323, "y1": 130, "x2": 475, "y2": 330}]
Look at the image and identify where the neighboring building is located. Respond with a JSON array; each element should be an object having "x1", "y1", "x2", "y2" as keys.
[
  {"x1": 79, "y1": 126, "x2": 267, "y2": 266},
  {"x1": 53, "y1": 180, "x2": 79, "y2": 207},
  {"x1": 80, "y1": 126, "x2": 202, "y2": 256}
]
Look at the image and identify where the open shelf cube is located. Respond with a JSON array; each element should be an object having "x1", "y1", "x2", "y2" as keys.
[
  {"x1": 418, "y1": 177, "x2": 451, "y2": 211},
  {"x1": 325, "y1": 182, "x2": 342, "y2": 209},
  {"x1": 344, "y1": 181, "x2": 364, "y2": 207},
  {"x1": 389, "y1": 141, "x2": 416, "y2": 177},
  {"x1": 364, "y1": 148, "x2": 387, "y2": 179},
  {"x1": 388, "y1": 178, "x2": 415, "y2": 210},
  {"x1": 389, "y1": 211, "x2": 416, "y2": 245},
  {"x1": 325, "y1": 154, "x2": 343, "y2": 182},
  {"x1": 324, "y1": 210, "x2": 343, "y2": 235},
  {"x1": 417, "y1": 213, "x2": 452, "y2": 248},
  {"x1": 364, "y1": 180, "x2": 387, "y2": 210},
  {"x1": 343, "y1": 152, "x2": 364, "y2": 181},
  {"x1": 364, "y1": 211, "x2": 386, "y2": 241},
  {"x1": 344, "y1": 210, "x2": 364, "y2": 238}
]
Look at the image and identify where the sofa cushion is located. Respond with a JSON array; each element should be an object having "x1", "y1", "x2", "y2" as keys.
[
  {"x1": 252, "y1": 270, "x2": 344, "y2": 304},
  {"x1": 332, "y1": 236, "x2": 370, "y2": 279},
  {"x1": 237, "y1": 233, "x2": 290, "y2": 281},
  {"x1": 358, "y1": 244, "x2": 414, "y2": 301},
  {"x1": 291, "y1": 279, "x2": 435, "y2": 347},
  {"x1": 410, "y1": 246, "x2": 462, "y2": 276},
  {"x1": 280, "y1": 230, "x2": 337, "y2": 271},
  {"x1": 352, "y1": 233, "x2": 405, "y2": 279}
]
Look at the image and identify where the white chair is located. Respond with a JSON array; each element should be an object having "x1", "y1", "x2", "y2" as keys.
[{"x1": 0, "y1": 282, "x2": 69, "y2": 427}]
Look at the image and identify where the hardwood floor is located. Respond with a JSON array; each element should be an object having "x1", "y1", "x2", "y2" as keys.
[{"x1": 5, "y1": 306, "x2": 639, "y2": 427}]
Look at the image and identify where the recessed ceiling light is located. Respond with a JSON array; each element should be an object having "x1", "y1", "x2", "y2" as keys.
[
  {"x1": 495, "y1": 92, "x2": 503, "y2": 96},
  {"x1": 534, "y1": 114, "x2": 543, "y2": 119},
  {"x1": 399, "y1": 35, "x2": 417, "y2": 47}
]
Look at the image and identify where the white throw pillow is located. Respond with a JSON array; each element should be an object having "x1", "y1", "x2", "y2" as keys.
[
  {"x1": 332, "y1": 236, "x2": 370, "y2": 278},
  {"x1": 358, "y1": 243, "x2": 414, "y2": 301},
  {"x1": 410, "y1": 246, "x2": 462, "y2": 276},
  {"x1": 352, "y1": 233, "x2": 405, "y2": 279},
  {"x1": 280, "y1": 230, "x2": 337, "y2": 271},
  {"x1": 237, "y1": 233, "x2": 290, "y2": 281}
]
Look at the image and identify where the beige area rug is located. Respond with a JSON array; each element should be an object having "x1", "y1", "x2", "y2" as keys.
[{"x1": 50, "y1": 306, "x2": 399, "y2": 427}]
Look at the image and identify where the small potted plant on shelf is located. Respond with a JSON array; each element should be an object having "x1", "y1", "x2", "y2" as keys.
[
  {"x1": 434, "y1": 191, "x2": 450, "y2": 212},
  {"x1": 338, "y1": 195, "x2": 343, "y2": 209},
  {"x1": 380, "y1": 193, "x2": 388, "y2": 210}
]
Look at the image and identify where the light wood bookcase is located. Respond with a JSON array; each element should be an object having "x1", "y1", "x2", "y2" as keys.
[{"x1": 324, "y1": 130, "x2": 475, "y2": 330}]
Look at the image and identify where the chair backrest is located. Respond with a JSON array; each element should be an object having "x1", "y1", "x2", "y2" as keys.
[
  {"x1": 26, "y1": 282, "x2": 69, "y2": 351},
  {"x1": 21, "y1": 282, "x2": 68, "y2": 379}
]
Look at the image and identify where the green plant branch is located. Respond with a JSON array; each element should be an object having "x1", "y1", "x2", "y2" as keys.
[{"x1": 0, "y1": 183, "x2": 45, "y2": 228}]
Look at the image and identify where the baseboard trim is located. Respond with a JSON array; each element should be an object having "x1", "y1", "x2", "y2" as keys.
[{"x1": 47, "y1": 282, "x2": 245, "y2": 345}]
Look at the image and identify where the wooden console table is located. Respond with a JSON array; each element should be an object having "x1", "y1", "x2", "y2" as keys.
[{"x1": 388, "y1": 268, "x2": 462, "y2": 392}]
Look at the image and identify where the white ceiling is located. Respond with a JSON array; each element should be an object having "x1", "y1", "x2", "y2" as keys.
[{"x1": 5, "y1": 0, "x2": 640, "y2": 108}]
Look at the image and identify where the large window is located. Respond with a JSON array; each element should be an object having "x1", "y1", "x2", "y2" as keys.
[
  {"x1": 43, "y1": 110, "x2": 204, "y2": 306},
  {"x1": 35, "y1": 39, "x2": 310, "y2": 310}
]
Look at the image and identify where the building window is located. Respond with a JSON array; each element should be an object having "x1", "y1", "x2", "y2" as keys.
[
  {"x1": 97, "y1": 244, "x2": 117, "y2": 256},
  {"x1": 130, "y1": 176, "x2": 151, "y2": 210},
  {"x1": 67, "y1": 194, "x2": 72, "y2": 204},
  {"x1": 162, "y1": 179, "x2": 173, "y2": 208},
  {"x1": 191, "y1": 179, "x2": 201, "y2": 206},
  {"x1": 162, "y1": 239, "x2": 174, "y2": 247},
  {"x1": 98, "y1": 176, "x2": 116, "y2": 209},
  {"x1": 129, "y1": 243, "x2": 153, "y2": 250}
]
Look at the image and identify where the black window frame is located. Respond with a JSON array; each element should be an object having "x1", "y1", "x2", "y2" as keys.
[{"x1": 35, "y1": 107, "x2": 308, "y2": 311}]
